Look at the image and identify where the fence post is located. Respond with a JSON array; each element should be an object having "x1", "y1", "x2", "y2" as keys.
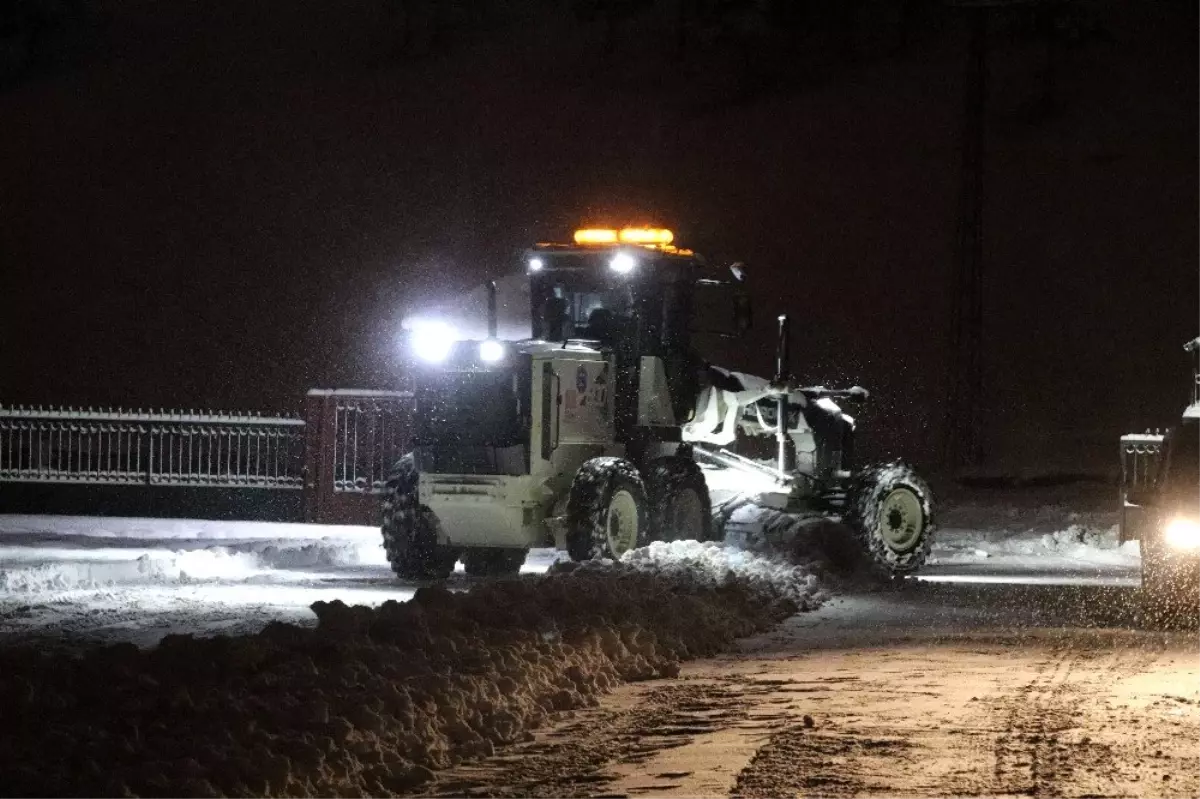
[{"x1": 302, "y1": 391, "x2": 337, "y2": 523}]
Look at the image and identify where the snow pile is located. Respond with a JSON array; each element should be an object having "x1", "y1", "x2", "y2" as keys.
[
  {"x1": 932, "y1": 522, "x2": 1138, "y2": 567},
  {"x1": 0, "y1": 548, "x2": 261, "y2": 592},
  {"x1": 620, "y1": 540, "x2": 824, "y2": 609},
  {"x1": 1040, "y1": 523, "x2": 1126, "y2": 553},
  {"x1": 926, "y1": 487, "x2": 1140, "y2": 569},
  {"x1": 0, "y1": 538, "x2": 386, "y2": 593},
  {"x1": 0, "y1": 514, "x2": 377, "y2": 542},
  {"x1": 0, "y1": 552, "x2": 811, "y2": 798}
]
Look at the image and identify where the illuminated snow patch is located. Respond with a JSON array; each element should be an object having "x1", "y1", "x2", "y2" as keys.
[{"x1": 621, "y1": 540, "x2": 825, "y2": 608}]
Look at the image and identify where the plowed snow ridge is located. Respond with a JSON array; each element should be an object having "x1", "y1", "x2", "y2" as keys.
[{"x1": 0, "y1": 542, "x2": 819, "y2": 798}]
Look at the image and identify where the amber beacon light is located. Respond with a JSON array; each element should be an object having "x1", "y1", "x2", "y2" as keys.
[{"x1": 573, "y1": 227, "x2": 674, "y2": 246}]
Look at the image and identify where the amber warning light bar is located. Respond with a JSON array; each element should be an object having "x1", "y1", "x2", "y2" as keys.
[{"x1": 573, "y1": 227, "x2": 674, "y2": 246}]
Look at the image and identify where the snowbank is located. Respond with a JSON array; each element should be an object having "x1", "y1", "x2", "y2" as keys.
[
  {"x1": 931, "y1": 522, "x2": 1139, "y2": 568},
  {"x1": 0, "y1": 544, "x2": 817, "y2": 798},
  {"x1": 931, "y1": 487, "x2": 1136, "y2": 569},
  {"x1": 621, "y1": 540, "x2": 824, "y2": 609},
  {"x1": 0, "y1": 514, "x2": 378, "y2": 541},
  {"x1": 0, "y1": 538, "x2": 387, "y2": 593}
]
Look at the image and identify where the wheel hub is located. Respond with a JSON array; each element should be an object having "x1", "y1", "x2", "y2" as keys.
[
  {"x1": 878, "y1": 487, "x2": 924, "y2": 553},
  {"x1": 606, "y1": 489, "x2": 640, "y2": 559}
]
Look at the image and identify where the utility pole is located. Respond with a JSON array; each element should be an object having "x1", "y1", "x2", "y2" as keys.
[{"x1": 945, "y1": 1, "x2": 990, "y2": 472}]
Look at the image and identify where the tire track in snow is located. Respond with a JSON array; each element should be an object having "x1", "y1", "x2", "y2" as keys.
[
  {"x1": 988, "y1": 638, "x2": 1156, "y2": 797},
  {"x1": 425, "y1": 678, "x2": 759, "y2": 798}
]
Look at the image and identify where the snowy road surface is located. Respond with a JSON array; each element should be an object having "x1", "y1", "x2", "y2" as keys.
[
  {"x1": 0, "y1": 484, "x2": 1196, "y2": 796},
  {"x1": 428, "y1": 617, "x2": 1198, "y2": 798},
  {"x1": 417, "y1": 487, "x2": 1198, "y2": 797},
  {"x1": 0, "y1": 514, "x2": 565, "y2": 646},
  {"x1": 0, "y1": 479, "x2": 1142, "y2": 643},
  {"x1": 0, "y1": 484, "x2": 1140, "y2": 646}
]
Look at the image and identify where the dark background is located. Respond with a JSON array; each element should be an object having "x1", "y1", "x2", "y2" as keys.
[{"x1": 1, "y1": 0, "x2": 1196, "y2": 477}]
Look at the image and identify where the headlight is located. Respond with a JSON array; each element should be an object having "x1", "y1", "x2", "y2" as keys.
[
  {"x1": 1165, "y1": 517, "x2": 1200, "y2": 550},
  {"x1": 528, "y1": 257, "x2": 544, "y2": 272},
  {"x1": 479, "y1": 339, "x2": 505, "y2": 362},
  {"x1": 609, "y1": 252, "x2": 637, "y2": 274},
  {"x1": 410, "y1": 321, "x2": 455, "y2": 362}
]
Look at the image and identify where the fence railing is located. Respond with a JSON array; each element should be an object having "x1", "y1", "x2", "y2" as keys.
[
  {"x1": 0, "y1": 405, "x2": 306, "y2": 489},
  {"x1": 317, "y1": 391, "x2": 413, "y2": 494},
  {"x1": 2, "y1": 391, "x2": 417, "y2": 524},
  {"x1": 1119, "y1": 431, "x2": 1165, "y2": 491},
  {"x1": 1118, "y1": 430, "x2": 1165, "y2": 543}
]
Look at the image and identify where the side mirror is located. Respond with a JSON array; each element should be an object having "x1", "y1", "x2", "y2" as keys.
[{"x1": 734, "y1": 294, "x2": 752, "y2": 335}]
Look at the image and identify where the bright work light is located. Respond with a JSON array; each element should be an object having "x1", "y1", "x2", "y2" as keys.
[
  {"x1": 411, "y1": 320, "x2": 455, "y2": 362},
  {"x1": 479, "y1": 339, "x2": 505, "y2": 362},
  {"x1": 1165, "y1": 517, "x2": 1200, "y2": 550},
  {"x1": 609, "y1": 252, "x2": 637, "y2": 274}
]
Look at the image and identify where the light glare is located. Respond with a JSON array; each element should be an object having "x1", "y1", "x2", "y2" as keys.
[
  {"x1": 618, "y1": 227, "x2": 673, "y2": 245},
  {"x1": 1164, "y1": 517, "x2": 1200, "y2": 550},
  {"x1": 574, "y1": 228, "x2": 619, "y2": 244},
  {"x1": 410, "y1": 321, "x2": 455, "y2": 362},
  {"x1": 573, "y1": 227, "x2": 675, "y2": 247},
  {"x1": 479, "y1": 339, "x2": 505, "y2": 362},
  {"x1": 610, "y1": 252, "x2": 637, "y2": 274},
  {"x1": 528, "y1": 257, "x2": 544, "y2": 271}
]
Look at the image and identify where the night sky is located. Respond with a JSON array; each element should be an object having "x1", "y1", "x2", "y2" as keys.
[{"x1": 1, "y1": 0, "x2": 1196, "y2": 471}]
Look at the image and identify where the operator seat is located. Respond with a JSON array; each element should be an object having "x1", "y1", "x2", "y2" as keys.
[{"x1": 583, "y1": 307, "x2": 615, "y2": 343}]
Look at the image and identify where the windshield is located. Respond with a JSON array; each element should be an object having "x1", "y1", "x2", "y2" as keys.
[{"x1": 530, "y1": 271, "x2": 634, "y2": 342}]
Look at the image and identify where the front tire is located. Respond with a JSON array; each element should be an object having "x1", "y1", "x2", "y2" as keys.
[
  {"x1": 566, "y1": 457, "x2": 649, "y2": 561},
  {"x1": 381, "y1": 454, "x2": 459, "y2": 580},
  {"x1": 645, "y1": 457, "x2": 713, "y2": 543},
  {"x1": 844, "y1": 462, "x2": 934, "y2": 576}
]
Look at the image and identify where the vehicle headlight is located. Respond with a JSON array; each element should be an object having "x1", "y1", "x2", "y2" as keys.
[
  {"x1": 479, "y1": 339, "x2": 505, "y2": 362},
  {"x1": 609, "y1": 252, "x2": 637, "y2": 274},
  {"x1": 410, "y1": 321, "x2": 455, "y2": 362},
  {"x1": 1164, "y1": 517, "x2": 1200, "y2": 550}
]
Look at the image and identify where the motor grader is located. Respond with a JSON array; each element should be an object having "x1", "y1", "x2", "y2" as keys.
[{"x1": 382, "y1": 227, "x2": 935, "y2": 579}]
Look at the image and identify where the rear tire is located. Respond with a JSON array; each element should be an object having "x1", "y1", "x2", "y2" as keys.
[
  {"x1": 463, "y1": 548, "x2": 528, "y2": 577},
  {"x1": 645, "y1": 457, "x2": 713, "y2": 543},
  {"x1": 844, "y1": 462, "x2": 934, "y2": 576},
  {"x1": 381, "y1": 454, "x2": 459, "y2": 580},
  {"x1": 566, "y1": 457, "x2": 648, "y2": 561}
]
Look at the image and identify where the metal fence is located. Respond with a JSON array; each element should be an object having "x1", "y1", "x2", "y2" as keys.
[
  {"x1": 1118, "y1": 430, "x2": 1165, "y2": 543},
  {"x1": 0, "y1": 405, "x2": 306, "y2": 489},
  {"x1": 1120, "y1": 431, "x2": 1165, "y2": 491},
  {"x1": 329, "y1": 392, "x2": 413, "y2": 494}
]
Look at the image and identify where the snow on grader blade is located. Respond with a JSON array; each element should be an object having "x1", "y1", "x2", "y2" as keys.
[{"x1": 382, "y1": 227, "x2": 935, "y2": 579}]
